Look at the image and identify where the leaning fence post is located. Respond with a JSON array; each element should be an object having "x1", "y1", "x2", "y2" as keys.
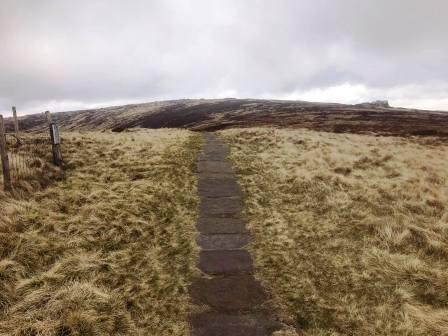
[
  {"x1": 12, "y1": 106, "x2": 20, "y2": 140},
  {"x1": 45, "y1": 111, "x2": 63, "y2": 166},
  {"x1": 0, "y1": 115, "x2": 12, "y2": 191}
]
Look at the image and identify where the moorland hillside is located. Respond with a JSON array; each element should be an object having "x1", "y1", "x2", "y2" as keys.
[{"x1": 5, "y1": 98, "x2": 448, "y2": 137}]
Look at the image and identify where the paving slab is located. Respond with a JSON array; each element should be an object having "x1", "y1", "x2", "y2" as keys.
[
  {"x1": 197, "y1": 233, "x2": 250, "y2": 250},
  {"x1": 190, "y1": 311, "x2": 282, "y2": 336},
  {"x1": 190, "y1": 275, "x2": 267, "y2": 311},
  {"x1": 198, "y1": 148, "x2": 230, "y2": 161},
  {"x1": 202, "y1": 142, "x2": 230, "y2": 150},
  {"x1": 199, "y1": 172, "x2": 241, "y2": 180},
  {"x1": 198, "y1": 178, "x2": 241, "y2": 198},
  {"x1": 199, "y1": 197, "x2": 242, "y2": 217},
  {"x1": 196, "y1": 217, "x2": 248, "y2": 234},
  {"x1": 198, "y1": 161, "x2": 234, "y2": 174},
  {"x1": 198, "y1": 250, "x2": 254, "y2": 275},
  {"x1": 199, "y1": 147, "x2": 230, "y2": 156}
]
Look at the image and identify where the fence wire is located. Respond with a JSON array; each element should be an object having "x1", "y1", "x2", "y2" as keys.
[{"x1": 1, "y1": 132, "x2": 53, "y2": 187}]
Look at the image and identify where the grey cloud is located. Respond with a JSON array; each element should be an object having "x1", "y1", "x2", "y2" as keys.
[{"x1": 1, "y1": 0, "x2": 448, "y2": 115}]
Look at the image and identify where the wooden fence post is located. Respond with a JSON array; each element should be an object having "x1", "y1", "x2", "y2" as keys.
[
  {"x1": 45, "y1": 110, "x2": 53, "y2": 124},
  {"x1": 0, "y1": 115, "x2": 12, "y2": 191},
  {"x1": 45, "y1": 111, "x2": 63, "y2": 166},
  {"x1": 12, "y1": 106, "x2": 20, "y2": 139}
]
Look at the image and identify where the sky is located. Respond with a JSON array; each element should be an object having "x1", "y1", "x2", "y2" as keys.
[{"x1": 1, "y1": 0, "x2": 448, "y2": 116}]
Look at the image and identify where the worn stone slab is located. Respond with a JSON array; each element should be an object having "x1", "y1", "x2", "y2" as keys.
[
  {"x1": 198, "y1": 145, "x2": 230, "y2": 160},
  {"x1": 199, "y1": 172, "x2": 240, "y2": 180},
  {"x1": 201, "y1": 135, "x2": 223, "y2": 143},
  {"x1": 198, "y1": 250, "x2": 253, "y2": 275},
  {"x1": 190, "y1": 311, "x2": 282, "y2": 336},
  {"x1": 202, "y1": 142, "x2": 229, "y2": 150},
  {"x1": 198, "y1": 161, "x2": 234, "y2": 174},
  {"x1": 197, "y1": 233, "x2": 250, "y2": 250},
  {"x1": 198, "y1": 178, "x2": 241, "y2": 198},
  {"x1": 196, "y1": 217, "x2": 248, "y2": 234},
  {"x1": 198, "y1": 154, "x2": 229, "y2": 162},
  {"x1": 200, "y1": 146, "x2": 229, "y2": 155},
  {"x1": 199, "y1": 197, "x2": 242, "y2": 217},
  {"x1": 190, "y1": 275, "x2": 267, "y2": 311}
]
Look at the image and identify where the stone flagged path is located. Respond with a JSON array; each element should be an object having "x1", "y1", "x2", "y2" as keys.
[{"x1": 189, "y1": 133, "x2": 281, "y2": 336}]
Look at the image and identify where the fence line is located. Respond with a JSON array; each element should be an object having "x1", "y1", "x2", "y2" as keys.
[
  {"x1": 12, "y1": 106, "x2": 20, "y2": 139},
  {"x1": 0, "y1": 109, "x2": 63, "y2": 192},
  {"x1": 0, "y1": 115, "x2": 11, "y2": 191}
]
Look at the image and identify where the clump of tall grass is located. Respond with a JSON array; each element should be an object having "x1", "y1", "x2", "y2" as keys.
[
  {"x1": 221, "y1": 128, "x2": 448, "y2": 336},
  {"x1": 0, "y1": 129, "x2": 201, "y2": 335}
]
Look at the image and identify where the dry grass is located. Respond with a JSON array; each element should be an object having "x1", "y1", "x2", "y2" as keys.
[
  {"x1": 0, "y1": 129, "x2": 201, "y2": 335},
  {"x1": 221, "y1": 128, "x2": 448, "y2": 336},
  {"x1": 0, "y1": 133, "x2": 63, "y2": 196}
]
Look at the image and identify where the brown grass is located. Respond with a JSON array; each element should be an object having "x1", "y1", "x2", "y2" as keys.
[
  {"x1": 0, "y1": 133, "x2": 64, "y2": 196},
  {"x1": 0, "y1": 129, "x2": 201, "y2": 335},
  {"x1": 221, "y1": 128, "x2": 448, "y2": 336}
]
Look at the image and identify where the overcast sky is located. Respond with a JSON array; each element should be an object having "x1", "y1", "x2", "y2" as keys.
[{"x1": 1, "y1": 0, "x2": 448, "y2": 116}]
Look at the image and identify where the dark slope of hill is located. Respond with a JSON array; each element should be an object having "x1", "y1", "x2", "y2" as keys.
[{"x1": 5, "y1": 98, "x2": 448, "y2": 137}]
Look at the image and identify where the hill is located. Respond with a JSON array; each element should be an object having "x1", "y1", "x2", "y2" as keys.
[{"x1": 6, "y1": 98, "x2": 448, "y2": 137}]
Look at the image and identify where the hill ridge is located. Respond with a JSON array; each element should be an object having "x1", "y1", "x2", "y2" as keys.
[{"x1": 4, "y1": 98, "x2": 448, "y2": 137}]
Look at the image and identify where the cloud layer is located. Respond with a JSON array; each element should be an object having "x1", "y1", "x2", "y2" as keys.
[{"x1": 1, "y1": 0, "x2": 448, "y2": 115}]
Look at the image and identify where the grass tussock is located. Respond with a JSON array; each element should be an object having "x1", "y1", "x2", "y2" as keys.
[
  {"x1": 0, "y1": 129, "x2": 201, "y2": 335},
  {"x1": 221, "y1": 128, "x2": 448, "y2": 336}
]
